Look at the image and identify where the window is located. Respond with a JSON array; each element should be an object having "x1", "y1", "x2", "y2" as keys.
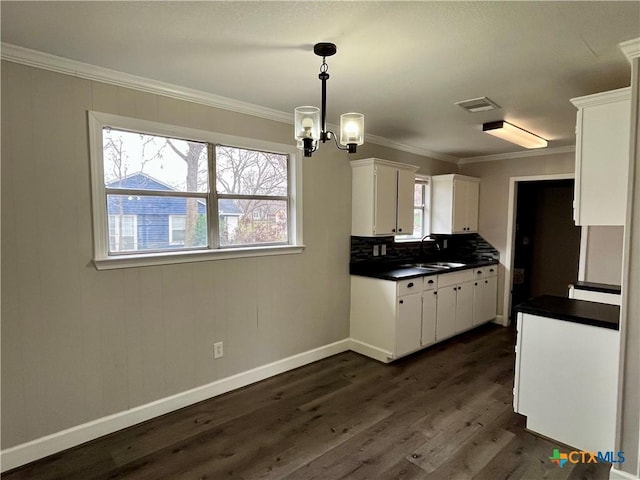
[
  {"x1": 397, "y1": 175, "x2": 431, "y2": 241},
  {"x1": 108, "y1": 214, "x2": 138, "y2": 251},
  {"x1": 169, "y1": 215, "x2": 187, "y2": 245},
  {"x1": 413, "y1": 177, "x2": 431, "y2": 238},
  {"x1": 89, "y1": 112, "x2": 303, "y2": 269}
]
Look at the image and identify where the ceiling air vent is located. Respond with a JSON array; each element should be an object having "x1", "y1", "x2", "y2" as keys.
[{"x1": 454, "y1": 97, "x2": 500, "y2": 113}]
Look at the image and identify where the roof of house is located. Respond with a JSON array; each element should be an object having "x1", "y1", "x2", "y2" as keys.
[{"x1": 106, "y1": 172, "x2": 242, "y2": 216}]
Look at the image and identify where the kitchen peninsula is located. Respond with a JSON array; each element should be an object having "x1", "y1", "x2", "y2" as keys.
[{"x1": 513, "y1": 295, "x2": 620, "y2": 452}]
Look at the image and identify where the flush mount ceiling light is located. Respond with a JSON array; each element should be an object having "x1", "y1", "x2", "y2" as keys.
[
  {"x1": 294, "y1": 43, "x2": 364, "y2": 157},
  {"x1": 482, "y1": 120, "x2": 548, "y2": 149}
]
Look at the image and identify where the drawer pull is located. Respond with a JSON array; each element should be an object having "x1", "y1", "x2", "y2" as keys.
[
  {"x1": 477, "y1": 271, "x2": 482, "y2": 275},
  {"x1": 408, "y1": 282, "x2": 414, "y2": 288},
  {"x1": 399, "y1": 299, "x2": 404, "y2": 304},
  {"x1": 428, "y1": 279, "x2": 434, "y2": 284}
]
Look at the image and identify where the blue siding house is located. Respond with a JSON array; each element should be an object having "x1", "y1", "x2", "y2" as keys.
[{"x1": 106, "y1": 172, "x2": 241, "y2": 252}]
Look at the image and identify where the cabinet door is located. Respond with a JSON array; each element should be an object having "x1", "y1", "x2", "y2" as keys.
[
  {"x1": 436, "y1": 285, "x2": 456, "y2": 340},
  {"x1": 396, "y1": 168, "x2": 415, "y2": 235},
  {"x1": 421, "y1": 290, "x2": 437, "y2": 347},
  {"x1": 396, "y1": 293, "x2": 422, "y2": 356},
  {"x1": 473, "y1": 280, "x2": 484, "y2": 326},
  {"x1": 452, "y1": 180, "x2": 468, "y2": 233},
  {"x1": 576, "y1": 99, "x2": 630, "y2": 226},
  {"x1": 466, "y1": 181, "x2": 479, "y2": 232},
  {"x1": 373, "y1": 164, "x2": 399, "y2": 235},
  {"x1": 482, "y1": 276, "x2": 498, "y2": 322},
  {"x1": 455, "y1": 282, "x2": 474, "y2": 333}
]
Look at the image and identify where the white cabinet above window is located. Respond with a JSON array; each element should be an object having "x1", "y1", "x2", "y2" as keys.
[
  {"x1": 570, "y1": 87, "x2": 631, "y2": 226},
  {"x1": 351, "y1": 158, "x2": 418, "y2": 237},
  {"x1": 430, "y1": 174, "x2": 480, "y2": 234}
]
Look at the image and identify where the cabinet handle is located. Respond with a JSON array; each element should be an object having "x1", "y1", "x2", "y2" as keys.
[
  {"x1": 485, "y1": 280, "x2": 488, "y2": 284},
  {"x1": 408, "y1": 282, "x2": 414, "y2": 288},
  {"x1": 428, "y1": 279, "x2": 434, "y2": 284},
  {"x1": 477, "y1": 271, "x2": 482, "y2": 275},
  {"x1": 459, "y1": 286, "x2": 462, "y2": 290},
  {"x1": 392, "y1": 228, "x2": 396, "y2": 232},
  {"x1": 434, "y1": 291, "x2": 437, "y2": 295},
  {"x1": 475, "y1": 282, "x2": 478, "y2": 286},
  {"x1": 399, "y1": 299, "x2": 404, "y2": 304},
  {"x1": 398, "y1": 228, "x2": 403, "y2": 232},
  {"x1": 490, "y1": 268, "x2": 495, "y2": 273},
  {"x1": 453, "y1": 287, "x2": 457, "y2": 291}
]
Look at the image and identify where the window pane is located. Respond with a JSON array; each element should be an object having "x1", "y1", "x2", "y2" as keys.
[
  {"x1": 414, "y1": 183, "x2": 424, "y2": 207},
  {"x1": 219, "y1": 199, "x2": 288, "y2": 246},
  {"x1": 103, "y1": 128, "x2": 208, "y2": 193},
  {"x1": 107, "y1": 194, "x2": 207, "y2": 252},
  {"x1": 215, "y1": 145, "x2": 288, "y2": 196},
  {"x1": 413, "y1": 208, "x2": 423, "y2": 237}
]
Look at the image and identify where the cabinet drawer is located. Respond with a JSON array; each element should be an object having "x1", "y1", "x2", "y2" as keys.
[
  {"x1": 484, "y1": 265, "x2": 498, "y2": 278},
  {"x1": 437, "y1": 270, "x2": 474, "y2": 287},
  {"x1": 472, "y1": 265, "x2": 498, "y2": 279},
  {"x1": 423, "y1": 275, "x2": 437, "y2": 291},
  {"x1": 397, "y1": 278, "x2": 422, "y2": 296}
]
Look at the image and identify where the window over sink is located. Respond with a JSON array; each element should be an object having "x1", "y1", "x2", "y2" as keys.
[{"x1": 396, "y1": 175, "x2": 430, "y2": 241}]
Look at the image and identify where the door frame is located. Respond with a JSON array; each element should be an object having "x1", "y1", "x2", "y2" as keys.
[{"x1": 502, "y1": 173, "x2": 576, "y2": 325}]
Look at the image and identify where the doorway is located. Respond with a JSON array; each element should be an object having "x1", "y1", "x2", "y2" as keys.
[{"x1": 503, "y1": 175, "x2": 581, "y2": 324}]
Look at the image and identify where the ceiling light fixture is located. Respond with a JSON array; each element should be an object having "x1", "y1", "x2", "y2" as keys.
[
  {"x1": 294, "y1": 43, "x2": 364, "y2": 157},
  {"x1": 482, "y1": 120, "x2": 548, "y2": 149}
]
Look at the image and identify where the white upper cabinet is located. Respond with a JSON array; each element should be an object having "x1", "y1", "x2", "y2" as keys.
[
  {"x1": 571, "y1": 88, "x2": 631, "y2": 226},
  {"x1": 351, "y1": 158, "x2": 418, "y2": 236},
  {"x1": 431, "y1": 174, "x2": 480, "y2": 234}
]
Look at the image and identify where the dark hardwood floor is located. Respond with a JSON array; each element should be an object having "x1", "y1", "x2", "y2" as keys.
[{"x1": 3, "y1": 324, "x2": 611, "y2": 480}]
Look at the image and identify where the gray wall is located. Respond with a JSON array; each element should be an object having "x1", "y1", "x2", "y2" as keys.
[
  {"x1": 459, "y1": 152, "x2": 576, "y2": 318},
  {"x1": 0, "y1": 60, "x2": 456, "y2": 448},
  {"x1": 583, "y1": 226, "x2": 624, "y2": 285}
]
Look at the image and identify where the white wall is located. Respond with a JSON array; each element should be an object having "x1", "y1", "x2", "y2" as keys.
[{"x1": 0, "y1": 60, "x2": 455, "y2": 452}]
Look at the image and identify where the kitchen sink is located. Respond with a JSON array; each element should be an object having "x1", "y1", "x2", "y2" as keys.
[{"x1": 400, "y1": 261, "x2": 466, "y2": 270}]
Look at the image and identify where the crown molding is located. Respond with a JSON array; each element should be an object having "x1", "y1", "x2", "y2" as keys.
[
  {"x1": 458, "y1": 145, "x2": 575, "y2": 165},
  {"x1": 1, "y1": 42, "x2": 463, "y2": 164},
  {"x1": 1, "y1": 42, "x2": 294, "y2": 124},
  {"x1": 363, "y1": 133, "x2": 460, "y2": 164},
  {"x1": 619, "y1": 37, "x2": 640, "y2": 61},
  {"x1": 571, "y1": 86, "x2": 631, "y2": 108}
]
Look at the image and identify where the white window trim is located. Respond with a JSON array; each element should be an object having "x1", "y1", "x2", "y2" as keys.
[{"x1": 89, "y1": 111, "x2": 304, "y2": 270}]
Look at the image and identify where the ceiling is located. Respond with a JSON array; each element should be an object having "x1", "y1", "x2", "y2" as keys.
[{"x1": 2, "y1": 1, "x2": 639, "y2": 161}]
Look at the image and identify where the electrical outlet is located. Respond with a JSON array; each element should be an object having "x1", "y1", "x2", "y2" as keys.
[
  {"x1": 381, "y1": 244, "x2": 387, "y2": 256},
  {"x1": 213, "y1": 342, "x2": 224, "y2": 359},
  {"x1": 373, "y1": 245, "x2": 380, "y2": 256}
]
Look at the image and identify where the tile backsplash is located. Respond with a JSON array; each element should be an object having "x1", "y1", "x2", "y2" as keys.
[{"x1": 350, "y1": 233, "x2": 499, "y2": 263}]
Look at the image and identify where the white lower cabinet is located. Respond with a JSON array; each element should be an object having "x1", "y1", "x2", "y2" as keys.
[
  {"x1": 472, "y1": 266, "x2": 498, "y2": 325},
  {"x1": 436, "y1": 270, "x2": 475, "y2": 340},
  {"x1": 350, "y1": 264, "x2": 498, "y2": 363},
  {"x1": 396, "y1": 292, "x2": 422, "y2": 356},
  {"x1": 421, "y1": 278, "x2": 438, "y2": 346}
]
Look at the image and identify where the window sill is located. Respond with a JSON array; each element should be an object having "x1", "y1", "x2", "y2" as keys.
[{"x1": 93, "y1": 244, "x2": 306, "y2": 270}]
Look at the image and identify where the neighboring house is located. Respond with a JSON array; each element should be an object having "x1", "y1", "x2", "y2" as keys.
[{"x1": 107, "y1": 172, "x2": 242, "y2": 251}]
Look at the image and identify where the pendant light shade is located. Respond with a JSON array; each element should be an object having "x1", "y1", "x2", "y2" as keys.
[{"x1": 339, "y1": 113, "x2": 364, "y2": 153}]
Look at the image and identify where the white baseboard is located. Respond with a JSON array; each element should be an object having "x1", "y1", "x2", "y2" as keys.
[
  {"x1": 0, "y1": 338, "x2": 351, "y2": 473},
  {"x1": 611, "y1": 468, "x2": 640, "y2": 480},
  {"x1": 348, "y1": 339, "x2": 393, "y2": 363}
]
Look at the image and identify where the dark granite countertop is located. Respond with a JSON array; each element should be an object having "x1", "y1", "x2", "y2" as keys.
[
  {"x1": 350, "y1": 258, "x2": 499, "y2": 281},
  {"x1": 571, "y1": 281, "x2": 621, "y2": 295},
  {"x1": 515, "y1": 295, "x2": 620, "y2": 331}
]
